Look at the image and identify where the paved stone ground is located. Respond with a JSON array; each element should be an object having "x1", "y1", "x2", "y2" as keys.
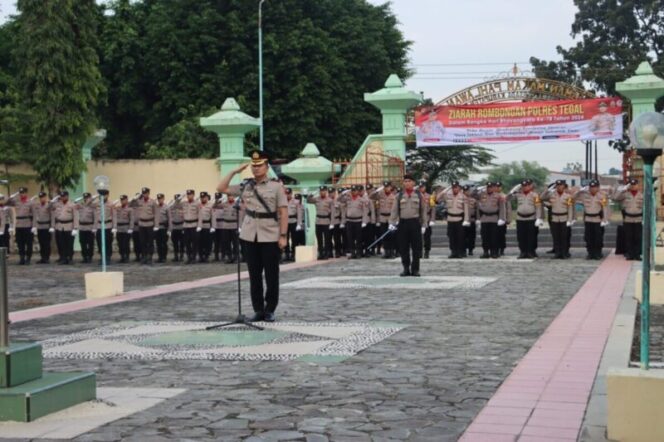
[
  {"x1": 5, "y1": 252, "x2": 245, "y2": 312},
  {"x1": 8, "y1": 248, "x2": 600, "y2": 441}
]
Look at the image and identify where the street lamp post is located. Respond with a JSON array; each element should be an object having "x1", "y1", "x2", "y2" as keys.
[
  {"x1": 629, "y1": 112, "x2": 664, "y2": 370},
  {"x1": 93, "y1": 175, "x2": 110, "y2": 273},
  {"x1": 258, "y1": 0, "x2": 267, "y2": 152}
]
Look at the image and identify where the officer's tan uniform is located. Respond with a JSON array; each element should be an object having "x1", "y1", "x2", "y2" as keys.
[
  {"x1": 114, "y1": 204, "x2": 134, "y2": 262},
  {"x1": 226, "y1": 179, "x2": 288, "y2": 243},
  {"x1": 33, "y1": 202, "x2": 52, "y2": 229},
  {"x1": 77, "y1": 201, "x2": 96, "y2": 261},
  {"x1": 574, "y1": 188, "x2": 609, "y2": 259},
  {"x1": 436, "y1": 189, "x2": 468, "y2": 257},
  {"x1": 94, "y1": 200, "x2": 115, "y2": 260},
  {"x1": 390, "y1": 189, "x2": 427, "y2": 274},
  {"x1": 474, "y1": 189, "x2": 505, "y2": 257},
  {"x1": 307, "y1": 195, "x2": 333, "y2": 226},
  {"x1": 52, "y1": 200, "x2": 79, "y2": 263},
  {"x1": 613, "y1": 187, "x2": 644, "y2": 260},
  {"x1": 509, "y1": 190, "x2": 542, "y2": 257}
]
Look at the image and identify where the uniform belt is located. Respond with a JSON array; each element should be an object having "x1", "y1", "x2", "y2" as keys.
[
  {"x1": 140, "y1": 217, "x2": 154, "y2": 222},
  {"x1": 184, "y1": 218, "x2": 198, "y2": 222},
  {"x1": 79, "y1": 222, "x2": 93, "y2": 226},
  {"x1": 479, "y1": 210, "x2": 498, "y2": 216},
  {"x1": 159, "y1": 223, "x2": 168, "y2": 227},
  {"x1": 222, "y1": 219, "x2": 237, "y2": 222},
  {"x1": 552, "y1": 211, "x2": 568, "y2": 216},
  {"x1": 316, "y1": 214, "x2": 331, "y2": 218},
  {"x1": 16, "y1": 216, "x2": 33, "y2": 220},
  {"x1": 200, "y1": 221, "x2": 211, "y2": 225},
  {"x1": 172, "y1": 221, "x2": 183, "y2": 225},
  {"x1": 584, "y1": 211, "x2": 601, "y2": 217},
  {"x1": 57, "y1": 219, "x2": 73, "y2": 223},
  {"x1": 346, "y1": 216, "x2": 362, "y2": 221},
  {"x1": 623, "y1": 212, "x2": 643, "y2": 218},
  {"x1": 37, "y1": 221, "x2": 50, "y2": 224},
  {"x1": 245, "y1": 209, "x2": 276, "y2": 219},
  {"x1": 448, "y1": 211, "x2": 464, "y2": 216},
  {"x1": 288, "y1": 215, "x2": 297, "y2": 219},
  {"x1": 117, "y1": 222, "x2": 129, "y2": 226},
  {"x1": 380, "y1": 212, "x2": 391, "y2": 216},
  {"x1": 517, "y1": 212, "x2": 536, "y2": 217}
]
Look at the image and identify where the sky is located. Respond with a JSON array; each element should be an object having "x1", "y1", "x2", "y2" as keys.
[{"x1": 0, "y1": 0, "x2": 623, "y2": 173}]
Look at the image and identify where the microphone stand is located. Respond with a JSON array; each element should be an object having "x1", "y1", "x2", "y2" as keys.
[{"x1": 207, "y1": 180, "x2": 263, "y2": 331}]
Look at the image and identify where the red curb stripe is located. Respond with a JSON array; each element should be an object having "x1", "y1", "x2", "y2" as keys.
[
  {"x1": 9, "y1": 258, "x2": 343, "y2": 324},
  {"x1": 460, "y1": 254, "x2": 632, "y2": 441}
]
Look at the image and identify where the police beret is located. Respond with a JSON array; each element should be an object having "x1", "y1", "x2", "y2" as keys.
[
  {"x1": 319, "y1": 186, "x2": 327, "y2": 191},
  {"x1": 451, "y1": 181, "x2": 460, "y2": 187},
  {"x1": 403, "y1": 174, "x2": 415, "y2": 181},
  {"x1": 351, "y1": 185, "x2": 360, "y2": 191},
  {"x1": 462, "y1": 185, "x2": 470, "y2": 191},
  {"x1": 156, "y1": 193, "x2": 165, "y2": 199},
  {"x1": 98, "y1": 189, "x2": 109, "y2": 196},
  {"x1": 38, "y1": 191, "x2": 47, "y2": 197},
  {"x1": 589, "y1": 179, "x2": 600, "y2": 187},
  {"x1": 186, "y1": 189, "x2": 195, "y2": 195},
  {"x1": 120, "y1": 194, "x2": 128, "y2": 200},
  {"x1": 294, "y1": 193, "x2": 302, "y2": 199},
  {"x1": 82, "y1": 192, "x2": 91, "y2": 198},
  {"x1": 215, "y1": 192, "x2": 222, "y2": 198},
  {"x1": 141, "y1": 187, "x2": 150, "y2": 194},
  {"x1": 495, "y1": 181, "x2": 503, "y2": 187},
  {"x1": 366, "y1": 183, "x2": 374, "y2": 190},
  {"x1": 383, "y1": 181, "x2": 392, "y2": 187},
  {"x1": 250, "y1": 150, "x2": 269, "y2": 165},
  {"x1": 628, "y1": 178, "x2": 638, "y2": 185},
  {"x1": 285, "y1": 188, "x2": 292, "y2": 194},
  {"x1": 555, "y1": 179, "x2": 566, "y2": 186},
  {"x1": 60, "y1": 191, "x2": 69, "y2": 197},
  {"x1": 486, "y1": 181, "x2": 494, "y2": 186},
  {"x1": 521, "y1": 179, "x2": 533, "y2": 186},
  {"x1": 200, "y1": 191, "x2": 209, "y2": 198},
  {"x1": 19, "y1": 187, "x2": 28, "y2": 193},
  {"x1": 357, "y1": 185, "x2": 364, "y2": 191}
]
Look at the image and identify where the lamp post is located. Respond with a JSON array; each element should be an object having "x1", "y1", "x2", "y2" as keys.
[
  {"x1": 629, "y1": 112, "x2": 664, "y2": 370},
  {"x1": 93, "y1": 175, "x2": 110, "y2": 273},
  {"x1": 258, "y1": 0, "x2": 267, "y2": 151}
]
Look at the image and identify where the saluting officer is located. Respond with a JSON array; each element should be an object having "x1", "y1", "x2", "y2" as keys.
[
  {"x1": 541, "y1": 180, "x2": 574, "y2": 259},
  {"x1": 8, "y1": 187, "x2": 34, "y2": 265},
  {"x1": 33, "y1": 192, "x2": 53, "y2": 264},
  {"x1": 340, "y1": 185, "x2": 369, "y2": 259},
  {"x1": 284, "y1": 188, "x2": 303, "y2": 262},
  {"x1": 418, "y1": 181, "x2": 436, "y2": 259},
  {"x1": 390, "y1": 174, "x2": 427, "y2": 276},
  {"x1": 307, "y1": 186, "x2": 334, "y2": 260},
  {"x1": 197, "y1": 192, "x2": 213, "y2": 263},
  {"x1": 612, "y1": 178, "x2": 643, "y2": 261},
  {"x1": 181, "y1": 189, "x2": 200, "y2": 264},
  {"x1": 462, "y1": 185, "x2": 478, "y2": 256},
  {"x1": 573, "y1": 179, "x2": 609, "y2": 260},
  {"x1": 508, "y1": 179, "x2": 543, "y2": 259},
  {"x1": 113, "y1": 195, "x2": 134, "y2": 263},
  {"x1": 217, "y1": 150, "x2": 288, "y2": 322},
  {"x1": 0, "y1": 194, "x2": 9, "y2": 250},
  {"x1": 155, "y1": 193, "x2": 170, "y2": 263},
  {"x1": 369, "y1": 181, "x2": 397, "y2": 259},
  {"x1": 474, "y1": 182, "x2": 506, "y2": 259},
  {"x1": 218, "y1": 192, "x2": 242, "y2": 264},
  {"x1": 169, "y1": 194, "x2": 185, "y2": 262},
  {"x1": 94, "y1": 190, "x2": 114, "y2": 263},
  {"x1": 52, "y1": 191, "x2": 79, "y2": 264},
  {"x1": 77, "y1": 193, "x2": 96, "y2": 263},
  {"x1": 130, "y1": 187, "x2": 159, "y2": 264},
  {"x1": 436, "y1": 181, "x2": 469, "y2": 259}
]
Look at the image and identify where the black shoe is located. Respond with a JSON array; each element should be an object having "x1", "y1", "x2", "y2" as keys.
[
  {"x1": 468, "y1": 250, "x2": 473, "y2": 256},
  {"x1": 249, "y1": 312, "x2": 265, "y2": 322},
  {"x1": 448, "y1": 254, "x2": 457, "y2": 259},
  {"x1": 400, "y1": 269, "x2": 410, "y2": 277},
  {"x1": 500, "y1": 249, "x2": 505, "y2": 256},
  {"x1": 19, "y1": 257, "x2": 25, "y2": 265},
  {"x1": 546, "y1": 249, "x2": 555, "y2": 254},
  {"x1": 411, "y1": 271, "x2": 421, "y2": 277},
  {"x1": 565, "y1": 253, "x2": 571, "y2": 258},
  {"x1": 25, "y1": 257, "x2": 31, "y2": 265},
  {"x1": 517, "y1": 253, "x2": 527, "y2": 259},
  {"x1": 423, "y1": 251, "x2": 430, "y2": 259},
  {"x1": 37, "y1": 259, "x2": 47, "y2": 264},
  {"x1": 532, "y1": 252, "x2": 539, "y2": 258},
  {"x1": 491, "y1": 254, "x2": 499, "y2": 259},
  {"x1": 586, "y1": 254, "x2": 594, "y2": 260},
  {"x1": 480, "y1": 252, "x2": 490, "y2": 259},
  {"x1": 264, "y1": 312, "x2": 276, "y2": 322}
]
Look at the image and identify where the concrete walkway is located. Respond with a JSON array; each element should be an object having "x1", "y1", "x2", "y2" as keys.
[{"x1": 460, "y1": 254, "x2": 632, "y2": 442}]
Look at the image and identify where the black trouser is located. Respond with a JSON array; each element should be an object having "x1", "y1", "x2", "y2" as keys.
[
  {"x1": 516, "y1": 220, "x2": 537, "y2": 255},
  {"x1": 55, "y1": 230, "x2": 74, "y2": 261},
  {"x1": 155, "y1": 228, "x2": 168, "y2": 260},
  {"x1": 550, "y1": 221, "x2": 568, "y2": 258},
  {"x1": 132, "y1": 229, "x2": 141, "y2": 259},
  {"x1": 332, "y1": 225, "x2": 344, "y2": 256},
  {"x1": 15, "y1": 227, "x2": 33, "y2": 259},
  {"x1": 79, "y1": 230, "x2": 95, "y2": 260},
  {"x1": 213, "y1": 228, "x2": 223, "y2": 258},
  {"x1": 0, "y1": 225, "x2": 8, "y2": 249},
  {"x1": 584, "y1": 221, "x2": 603, "y2": 257},
  {"x1": 464, "y1": 221, "x2": 476, "y2": 252},
  {"x1": 286, "y1": 223, "x2": 297, "y2": 258},
  {"x1": 398, "y1": 218, "x2": 422, "y2": 272},
  {"x1": 222, "y1": 228, "x2": 238, "y2": 258},
  {"x1": 198, "y1": 228, "x2": 211, "y2": 260},
  {"x1": 346, "y1": 221, "x2": 362, "y2": 257},
  {"x1": 37, "y1": 229, "x2": 51, "y2": 261},
  {"x1": 117, "y1": 232, "x2": 131, "y2": 259},
  {"x1": 242, "y1": 239, "x2": 280, "y2": 315},
  {"x1": 95, "y1": 229, "x2": 113, "y2": 260},
  {"x1": 623, "y1": 222, "x2": 642, "y2": 259},
  {"x1": 498, "y1": 224, "x2": 507, "y2": 251},
  {"x1": 184, "y1": 228, "x2": 197, "y2": 260},
  {"x1": 376, "y1": 223, "x2": 395, "y2": 254},
  {"x1": 422, "y1": 225, "x2": 432, "y2": 253},
  {"x1": 171, "y1": 229, "x2": 184, "y2": 259},
  {"x1": 315, "y1": 224, "x2": 332, "y2": 257},
  {"x1": 139, "y1": 226, "x2": 154, "y2": 260},
  {"x1": 480, "y1": 221, "x2": 499, "y2": 256},
  {"x1": 362, "y1": 223, "x2": 376, "y2": 253},
  {"x1": 447, "y1": 221, "x2": 464, "y2": 256}
]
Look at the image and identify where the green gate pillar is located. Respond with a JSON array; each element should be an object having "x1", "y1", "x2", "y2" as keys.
[
  {"x1": 72, "y1": 129, "x2": 106, "y2": 197},
  {"x1": 364, "y1": 74, "x2": 421, "y2": 160},
  {"x1": 281, "y1": 143, "x2": 333, "y2": 245},
  {"x1": 200, "y1": 98, "x2": 261, "y2": 185}
]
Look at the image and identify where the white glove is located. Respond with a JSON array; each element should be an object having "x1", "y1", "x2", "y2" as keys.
[
  {"x1": 328, "y1": 224, "x2": 334, "y2": 230},
  {"x1": 339, "y1": 224, "x2": 345, "y2": 229},
  {"x1": 8, "y1": 228, "x2": 14, "y2": 234},
  {"x1": 476, "y1": 220, "x2": 481, "y2": 227},
  {"x1": 0, "y1": 231, "x2": 3, "y2": 236},
  {"x1": 570, "y1": 219, "x2": 576, "y2": 226},
  {"x1": 71, "y1": 229, "x2": 78, "y2": 236},
  {"x1": 238, "y1": 228, "x2": 242, "y2": 233},
  {"x1": 362, "y1": 223, "x2": 367, "y2": 228},
  {"x1": 92, "y1": 229, "x2": 97, "y2": 234},
  {"x1": 388, "y1": 224, "x2": 397, "y2": 231},
  {"x1": 128, "y1": 229, "x2": 133, "y2": 234},
  {"x1": 167, "y1": 230, "x2": 171, "y2": 236},
  {"x1": 497, "y1": 219, "x2": 506, "y2": 226},
  {"x1": 31, "y1": 227, "x2": 37, "y2": 235},
  {"x1": 49, "y1": 227, "x2": 55, "y2": 233},
  {"x1": 429, "y1": 221, "x2": 435, "y2": 227},
  {"x1": 566, "y1": 221, "x2": 573, "y2": 227},
  {"x1": 601, "y1": 220, "x2": 609, "y2": 227},
  {"x1": 153, "y1": 227, "x2": 159, "y2": 232},
  {"x1": 535, "y1": 219, "x2": 544, "y2": 227},
  {"x1": 296, "y1": 224, "x2": 302, "y2": 231},
  {"x1": 421, "y1": 227, "x2": 426, "y2": 234},
  {"x1": 210, "y1": 228, "x2": 216, "y2": 233},
  {"x1": 196, "y1": 227, "x2": 202, "y2": 232},
  {"x1": 111, "y1": 228, "x2": 117, "y2": 234},
  {"x1": 462, "y1": 221, "x2": 470, "y2": 227},
  {"x1": 376, "y1": 222, "x2": 381, "y2": 227}
]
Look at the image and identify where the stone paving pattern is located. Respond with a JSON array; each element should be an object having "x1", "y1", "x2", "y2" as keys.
[{"x1": 9, "y1": 250, "x2": 600, "y2": 441}]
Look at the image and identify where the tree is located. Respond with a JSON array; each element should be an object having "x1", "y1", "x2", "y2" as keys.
[
  {"x1": 530, "y1": 0, "x2": 663, "y2": 110},
  {"x1": 487, "y1": 161, "x2": 550, "y2": 190},
  {"x1": 406, "y1": 142, "x2": 496, "y2": 188},
  {"x1": 14, "y1": 0, "x2": 105, "y2": 191},
  {"x1": 608, "y1": 167, "x2": 622, "y2": 175}
]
